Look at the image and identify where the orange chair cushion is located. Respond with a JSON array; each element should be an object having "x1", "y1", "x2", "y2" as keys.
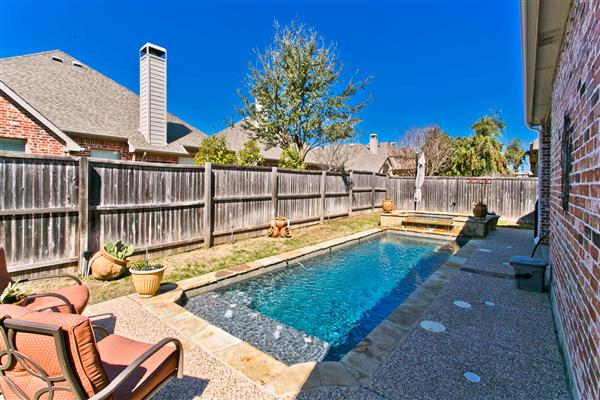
[
  {"x1": 24, "y1": 285, "x2": 90, "y2": 314},
  {"x1": 0, "y1": 310, "x2": 109, "y2": 399},
  {"x1": 97, "y1": 335, "x2": 178, "y2": 400}
]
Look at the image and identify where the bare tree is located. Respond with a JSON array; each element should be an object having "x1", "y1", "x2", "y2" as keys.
[
  {"x1": 396, "y1": 125, "x2": 454, "y2": 176},
  {"x1": 315, "y1": 142, "x2": 351, "y2": 173}
]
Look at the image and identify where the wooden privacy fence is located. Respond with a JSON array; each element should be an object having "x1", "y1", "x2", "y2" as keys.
[
  {"x1": 0, "y1": 153, "x2": 537, "y2": 275},
  {"x1": 0, "y1": 153, "x2": 387, "y2": 275},
  {"x1": 386, "y1": 176, "x2": 538, "y2": 223}
]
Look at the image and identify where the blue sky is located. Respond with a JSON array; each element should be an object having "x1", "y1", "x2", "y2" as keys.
[{"x1": 0, "y1": 0, "x2": 534, "y2": 147}]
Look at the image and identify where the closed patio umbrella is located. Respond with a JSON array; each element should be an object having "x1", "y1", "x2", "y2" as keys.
[{"x1": 414, "y1": 152, "x2": 426, "y2": 209}]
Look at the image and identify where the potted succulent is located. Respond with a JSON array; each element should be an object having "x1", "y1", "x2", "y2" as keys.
[
  {"x1": 1, "y1": 281, "x2": 32, "y2": 305},
  {"x1": 382, "y1": 197, "x2": 394, "y2": 212},
  {"x1": 90, "y1": 240, "x2": 134, "y2": 280},
  {"x1": 129, "y1": 260, "x2": 166, "y2": 297}
]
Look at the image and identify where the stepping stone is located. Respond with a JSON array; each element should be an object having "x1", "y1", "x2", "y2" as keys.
[
  {"x1": 483, "y1": 301, "x2": 495, "y2": 306},
  {"x1": 453, "y1": 300, "x2": 472, "y2": 309},
  {"x1": 419, "y1": 320, "x2": 446, "y2": 333},
  {"x1": 464, "y1": 371, "x2": 481, "y2": 383}
]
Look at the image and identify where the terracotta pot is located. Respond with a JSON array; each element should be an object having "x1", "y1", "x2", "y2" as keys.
[
  {"x1": 472, "y1": 202, "x2": 488, "y2": 219},
  {"x1": 90, "y1": 249, "x2": 128, "y2": 280},
  {"x1": 275, "y1": 217, "x2": 287, "y2": 229},
  {"x1": 130, "y1": 267, "x2": 166, "y2": 297},
  {"x1": 382, "y1": 200, "x2": 393, "y2": 212}
]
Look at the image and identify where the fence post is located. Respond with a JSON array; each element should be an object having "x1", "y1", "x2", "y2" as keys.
[
  {"x1": 203, "y1": 163, "x2": 213, "y2": 248},
  {"x1": 271, "y1": 167, "x2": 278, "y2": 222},
  {"x1": 320, "y1": 171, "x2": 326, "y2": 223},
  {"x1": 371, "y1": 172, "x2": 376, "y2": 212},
  {"x1": 348, "y1": 171, "x2": 353, "y2": 216},
  {"x1": 77, "y1": 157, "x2": 89, "y2": 275}
]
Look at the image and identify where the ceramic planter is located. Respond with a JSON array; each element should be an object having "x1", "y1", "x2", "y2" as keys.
[
  {"x1": 472, "y1": 202, "x2": 488, "y2": 219},
  {"x1": 275, "y1": 216, "x2": 287, "y2": 229},
  {"x1": 382, "y1": 200, "x2": 393, "y2": 212},
  {"x1": 130, "y1": 266, "x2": 166, "y2": 297},
  {"x1": 90, "y1": 249, "x2": 128, "y2": 280}
]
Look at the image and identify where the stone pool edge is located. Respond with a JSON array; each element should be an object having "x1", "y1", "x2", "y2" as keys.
[{"x1": 129, "y1": 228, "x2": 475, "y2": 398}]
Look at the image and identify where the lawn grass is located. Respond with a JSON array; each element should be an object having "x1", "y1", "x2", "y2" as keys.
[
  {"x1": 23, "y1": 213, "x2": 380, "y2": 305},
  {"x1": 497, "y1": 220, "x2": 534, "y2": 230}
]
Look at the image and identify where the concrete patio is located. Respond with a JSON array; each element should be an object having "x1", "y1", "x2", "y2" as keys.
[{"x1": 85, "y1": 228, "x2": 569, "y2": 399}]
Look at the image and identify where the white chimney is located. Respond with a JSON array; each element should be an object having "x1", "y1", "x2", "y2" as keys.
[
  {"x1": 369, "y1": 133, "x2": 378, "y2": 154},
  {"x1": 139, "y1": 43, "x2": 167, "y2": 146}
]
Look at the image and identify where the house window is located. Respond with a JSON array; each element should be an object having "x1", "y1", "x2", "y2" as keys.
[
  {"x1": 178, "y1": 157, "x2": 195, "y2": 165},
  {"x1": 561, "y1": 113, "x2": 573, "y2": 212},
  {"x1": 0, "y1": 138, "x2": 26, "y2": 153},
  {"x1": 90, "y1": 149, "x2": 120, "y2": 160}
]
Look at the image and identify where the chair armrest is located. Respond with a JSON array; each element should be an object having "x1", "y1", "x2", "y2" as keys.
[
  {"x1": 92, "y1": 325, "x2": 110, "y2": 340},
  {"x1": 89, "y1": 337, "x2": 184, "y2": 400},
  {"x1": 21, "y1": 273, "x2": 82, "y2": 286},
  {"x1": 23, "y1": 293, "x2": 76, "y2": 314}
]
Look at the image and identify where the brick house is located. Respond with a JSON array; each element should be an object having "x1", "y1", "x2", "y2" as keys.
[
  {"x1": 0, "y1": 43, "x2": 206, "y2": 162},
  {"x1": 521, "y1": 1, "x2": 599, "y2": 398},
  {"x1": 217, "y1": 121, "x2": 416, "y2": 174}
]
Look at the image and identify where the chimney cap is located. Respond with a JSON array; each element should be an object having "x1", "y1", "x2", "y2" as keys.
[
  {"x1": 370, "y1": 133, "x2": 377, "y2": 138},
  {"x1": 140, "y1": 42, "x2": 167, "y2": 57}
]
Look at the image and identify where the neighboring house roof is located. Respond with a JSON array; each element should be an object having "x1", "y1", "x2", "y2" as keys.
[
  {"x1": 216, "y1": 120, "x2": 285, "y2": 161},
  {"x1": 0, "y1": 81, "x2": 82, "y2": 152},
  {"x1": 0, "y1": 50, "x2": 207, "y2": 155},
  {"x1": 214, "y1": 121, "x2": 413, "y2": 173}
]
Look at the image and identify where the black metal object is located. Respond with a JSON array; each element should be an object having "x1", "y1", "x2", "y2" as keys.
[{"x1": 561, "y1": 113, "x2": 573, "y2": 212}]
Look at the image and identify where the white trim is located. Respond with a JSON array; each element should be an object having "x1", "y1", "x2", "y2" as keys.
[{"x1": 0, "y1": 81, "x2": 83, "y2": 152}]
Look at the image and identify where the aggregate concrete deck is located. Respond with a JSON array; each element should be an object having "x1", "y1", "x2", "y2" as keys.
[{"x1": 85, "y1": 228, "x2": 569, "y2": 399}]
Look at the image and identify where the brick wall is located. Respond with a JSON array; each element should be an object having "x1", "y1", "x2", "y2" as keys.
[
  {"x1": 71, "y1": 137, "x2": 133, "y2": 160},
  {"x1": 548, "y1": 1, "x2": 599, "y2": 399},
  {"x1": 0, "y1": 91, "x2": 66, "y2": 155}
]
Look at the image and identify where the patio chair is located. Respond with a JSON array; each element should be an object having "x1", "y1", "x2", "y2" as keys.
[
  {"x1": 0, "y1": 304, "x2": 184, "y2": 399},
  {"x1": 0, "y1": 246, "x2": 89, "y2": 314}
]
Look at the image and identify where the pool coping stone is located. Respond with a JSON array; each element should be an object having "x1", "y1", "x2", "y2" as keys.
[{"x1": 130, "y1": 227, "x2": 474, "y2": 398}]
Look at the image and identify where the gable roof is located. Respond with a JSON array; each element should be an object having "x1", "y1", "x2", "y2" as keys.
[
  {"x1": 0, "y1": 50, "x2": 207, "y2": 155},
  {"x1": 215, "y1": 120, "x2": 412, "y2": 173},
  {"x1": 0, "y1": 81, "x2": 82, "y2": 152}
]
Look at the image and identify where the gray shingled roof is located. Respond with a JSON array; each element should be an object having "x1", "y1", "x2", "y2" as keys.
[
  {"x1": 0, "y1": 50, "x2": 207, "y2": 155},
  {"x1": 215, "y1": 120, "x2": 411, "y2": 173}
]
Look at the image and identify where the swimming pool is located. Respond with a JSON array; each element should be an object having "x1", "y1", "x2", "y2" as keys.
[{"x1": 185, "y1": 232, "x2": 458, "y2": 363}]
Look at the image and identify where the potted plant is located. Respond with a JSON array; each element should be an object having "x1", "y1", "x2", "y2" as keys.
[
  {"x1": 90, "y1": 240, "x2": 134, "y2": 280},
  {"x1": 472, "y1": 202, "x2": 488, "y2": 218},
  {"x1": 129, "y1": 260, "x2": 166, "y2": 297},
  {"x1": 382, "y1": 197, "x2": 394, "y2": 212},
  {"x1": 1, "y1": 281, "x2": 32, "y2": 305}
]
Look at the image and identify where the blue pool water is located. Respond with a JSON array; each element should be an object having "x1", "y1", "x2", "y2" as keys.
[{"x1": 194, "y1": 233, "x2": 456, "y2": 361}]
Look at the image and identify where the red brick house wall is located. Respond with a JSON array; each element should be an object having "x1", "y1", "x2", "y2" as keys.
[
  {"x1": 547, "y1": 1, "x2": 599, "y2": 398},
  {"x1": 71, "y1": 137, "x2": 133, "y2": 160},
  {"x1": 0, "y1": 91, "x2": 65, "y2": 155},
  {"x1": 1, "y1": 92, "x2": 181, "y2": 163}
]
